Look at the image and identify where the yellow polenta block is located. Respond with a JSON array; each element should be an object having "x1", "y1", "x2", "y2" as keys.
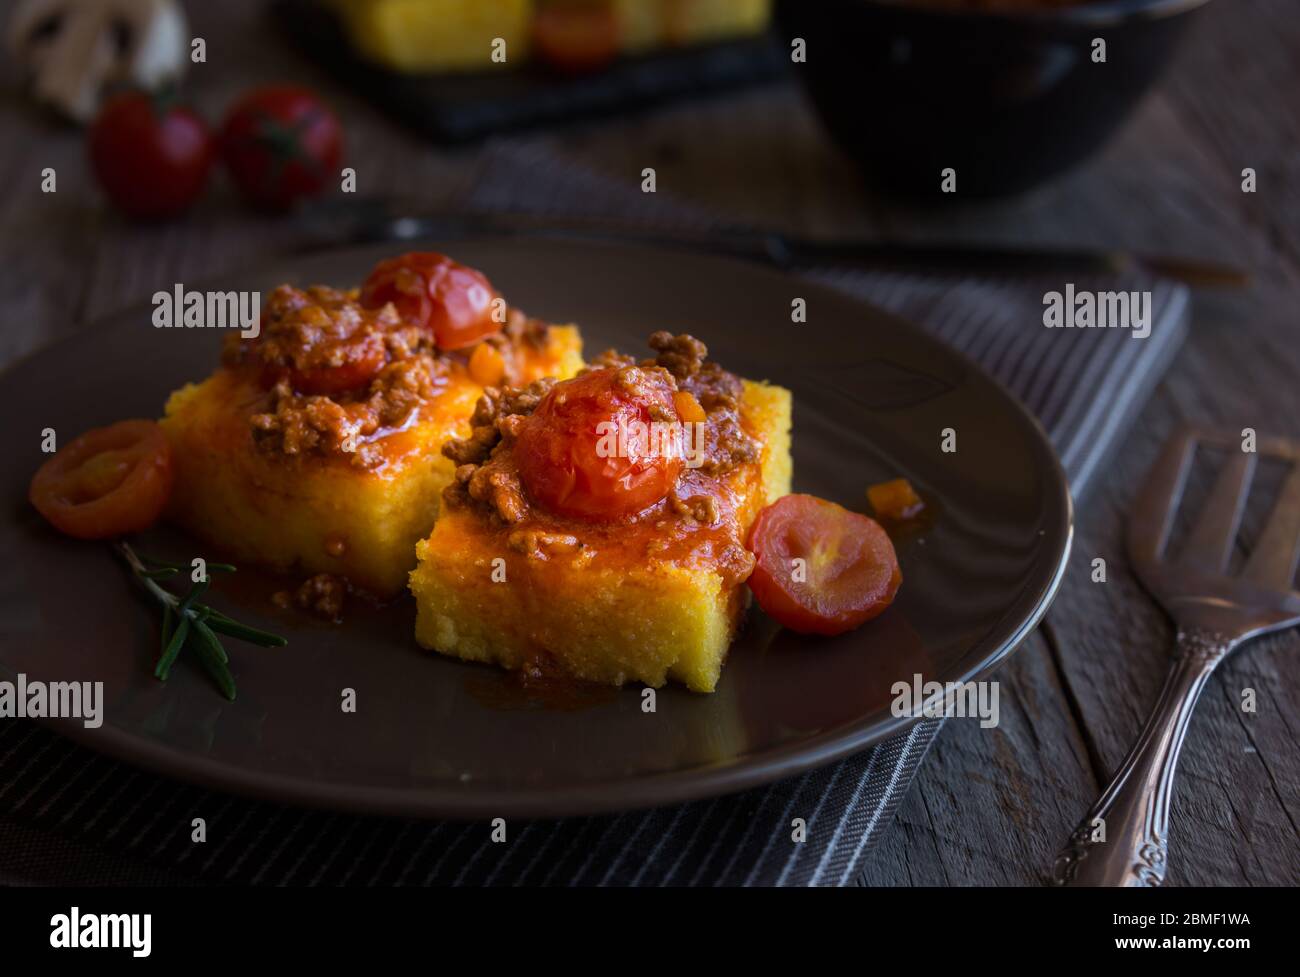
[
  {"x1": 160, "y1": 326, "x2": 582, "y2": 597},
  {"x1": 410, "y1": 378, "x2": 792, "y2": 691},
  {"x1": 330, "y1": 0, "x2": 770, "y2": 73},
  {"x1": 330, "y1": 0, "x2": 533, "y2": 72},
  {"x1": 616, "y1": 0, "x2": 772, "y2": 53}
]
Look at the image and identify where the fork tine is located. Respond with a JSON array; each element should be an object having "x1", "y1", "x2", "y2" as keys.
[
  {"x1": 1242, "y1": 463, "x2": 1300, "y2": 590},
  {"x1": 1128, "y1": 429, "x2": 1196, "y2": 563},
  {"x1": 1181, "y1": 451, "x2": 1256, "y2": 572}
]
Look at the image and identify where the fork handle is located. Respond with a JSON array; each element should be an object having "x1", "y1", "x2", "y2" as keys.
[{"x1": 1051, "y1": 627, "x2": 1233, "y2": 886}]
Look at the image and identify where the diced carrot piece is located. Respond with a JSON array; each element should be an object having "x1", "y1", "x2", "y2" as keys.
[
  {"x1": 468, "y1": 342, "x2": 506, "y2": 386},
  {"x1": 867, "y1": 478, "x2": 924, "y2": 521},
  {"x1": 673, "y1": 390, "x2": 706, "y2": 424}
]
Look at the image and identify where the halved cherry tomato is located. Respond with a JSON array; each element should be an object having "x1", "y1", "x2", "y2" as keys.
[
  {"x1": 360, "y1": 252, "x2": 500, "y2": 351},
  {"x1": 261, "y1": 330, "x2": 387, "y2": 396},
  {"x1": 29, "y1": 420, "x2": 173, "y2": 540},
  {"x1": 532, "y1": 2, "x2": 621, "y2": 76},
  {"x1": 514, "y1": 367, "x2": 684, "y2": 520},
  {"x1": 747, "y1": 494, "x2": 902, "y2": 636}
]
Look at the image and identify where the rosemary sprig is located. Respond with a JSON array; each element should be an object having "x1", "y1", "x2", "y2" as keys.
[{"x1": 116, "y1": 542, "x2": 287, "y2": 701}]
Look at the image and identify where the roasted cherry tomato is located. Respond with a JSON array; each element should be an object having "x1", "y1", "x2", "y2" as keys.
[
  {"x1": 514, "y1": 367, "x2": 684, "y2": 520},
  {"x1": 360, "y1": 252, "x2": 500, "y2": 351},
  {"x1": 747, "y1": 494, "x2": 902, "y2": 636},
  {"x1": 269, "y1": 330, "x2": 387, "y2": 396},
  {"x1": 88, "y1": 91, "x2": 214, "y2": 220},
  {"x1": 219, "y1": 85, "x2": 343, "y2": 212},
  {"x1": 29, "y1": 420, "x2": 174, "y2": 540},
  {"x1": 532, "y1": 1, "x2": 621, "y2": 76}
]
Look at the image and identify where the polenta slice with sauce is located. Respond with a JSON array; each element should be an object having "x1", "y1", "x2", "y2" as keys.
[
  {"x1": 161, "y1": 254, "x2": 583, "y2": 598},
  {"x1": 410, "y1": 331, "x2": 791, "y2": 691}
]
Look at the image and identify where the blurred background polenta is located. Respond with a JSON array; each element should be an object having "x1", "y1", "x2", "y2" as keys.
[
  {"x1": 330, "y1": 0, "x2": 773, "y2": 72},
  {"x1": 5, "y1": 0, "x2": 1216, "y2": 214}
]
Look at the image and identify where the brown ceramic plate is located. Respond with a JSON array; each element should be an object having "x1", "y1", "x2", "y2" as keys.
[{"x1": 0, "y1": 238, "x2": 1071, "y2": 818}]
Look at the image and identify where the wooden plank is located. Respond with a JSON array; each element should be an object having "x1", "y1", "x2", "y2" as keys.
[
  {"x1": 858, "y1": 632, "x2": 1101, "y2": 886},
  {"x1": 1161, "y1": 0, "x2": 1300, "y2": 279}
]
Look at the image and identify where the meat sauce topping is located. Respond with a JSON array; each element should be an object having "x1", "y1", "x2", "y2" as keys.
[
  {"x1": 273, "y1": 571, "x2": 350, "y2": 622},
  {"x1": 442, "y1": 332, "x2": 761, "y2": 583},
  {"x1": 224, "y1": 284, "x2": 549, "y2": 469}
]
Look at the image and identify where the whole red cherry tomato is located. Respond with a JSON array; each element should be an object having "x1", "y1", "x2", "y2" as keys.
[
  {"x1": 360, "y1": 252, "x2": 501, "y2": 350},
  {"x1": 514, "y1": 367, "x2": 685, "y2": 521},
  {"x1": 747, "y1": 494, "x2": 902, "y2": 636},
  {"x1": 29, "y1": 420, "x2": 174, "y2": 540},
  {"x1": 88, "y1": 91, "x2": 214, "y2": 220},
  {"x1": 219, "y1": 85, "x2": 343, "y2": 212}
]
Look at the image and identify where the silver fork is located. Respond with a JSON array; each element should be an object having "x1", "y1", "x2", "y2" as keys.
[{"x1": 1052, "y1": 424, "x2": 1300, "y2": 886}]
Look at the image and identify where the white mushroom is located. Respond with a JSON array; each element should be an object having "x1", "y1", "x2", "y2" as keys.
[{"x1": 6, "y1": 0, "x2": 189, "y2": 123}]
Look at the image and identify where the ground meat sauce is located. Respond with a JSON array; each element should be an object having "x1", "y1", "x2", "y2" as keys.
[
  {"x1": 442, "y1": 377, "x2": 556, "y2": 525},
  {"x1": 648, "y1": 331, "x2": 759, "y2": 474},
  {"x1": 442, "y1": 332, "x2": 760, "y2": 583},
  {"x1": 226, "y1": 285, "x2": 549, "y2": 470},
  {"x1": 483, "y1": 307, "x2": 551, "y2": 380},
  {"x1": 273, "y1": 571, "x2": 349, "y2": 621}
]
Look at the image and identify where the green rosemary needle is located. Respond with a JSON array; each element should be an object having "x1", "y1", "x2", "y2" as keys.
[{"x1": 116, "y1": 541, "x2": 287, "y2": 701}]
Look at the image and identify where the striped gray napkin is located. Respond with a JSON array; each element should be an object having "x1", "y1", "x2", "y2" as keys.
[{"x1": 0, "y1": 145, "x2": 1188, "y2": 886}]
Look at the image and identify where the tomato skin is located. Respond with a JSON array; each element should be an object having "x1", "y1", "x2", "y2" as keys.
[
  {"x1": 219, "y1": 86, "x2": 343, "y2": 212},
  {"x1": 360, "y1": 260, "x2": 430, "y2": 328},
  {"x1": 29, "y1": 420, "x2": 174, "y2": 540},
  {"x1": 289, "y1": 346, "x2": 385, "y2": 395},
  {"x1": 88, "y1": 92, "x2": 214, "y2": 220},
  {"x1": 514, "y1": 368, "x2": 684, "y2": 521},
  {"x1": 360, "y1": 252, "x2": 500, "y2": 350},
  {"x1": 260, "y1": 330, "x2": 387, "y2": 395},
  {"x1": 427, "y1": 262, "x2": 500, "y2": 350},
  {"x1": 532, "y1": 3, "x2": 621, "y2": 76},
  {"x1": 748, "y1": 494, "x2": 902, "y2": 636}
]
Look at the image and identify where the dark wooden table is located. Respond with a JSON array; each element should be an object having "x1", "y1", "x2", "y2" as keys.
[{"x1": 1, "y1": 0, "x2": 1295, "y2": 885}]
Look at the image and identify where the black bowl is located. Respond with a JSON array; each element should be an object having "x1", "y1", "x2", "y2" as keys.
[{"x1": 775, "y1": 0, "x2": 1211, "y2": 198}]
